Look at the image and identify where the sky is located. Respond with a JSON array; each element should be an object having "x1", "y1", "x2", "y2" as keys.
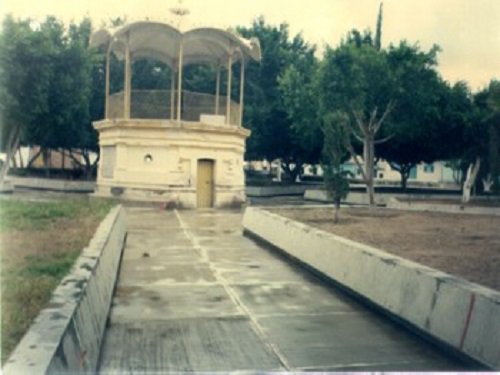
[{"x1": 1, "y1": 0, "x2": 499, "y2": 91}]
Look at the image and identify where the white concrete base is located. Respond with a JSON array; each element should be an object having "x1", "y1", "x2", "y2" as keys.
[
  {"x1": 5, "y1": 176, "x2": 95, "y2": 192},
  {"x1": 246, "y1": 184, "x2": 318, "y2": 197},
  {"x1": 93, "y1": 119, "x2": 249, "y2": 208},
  {"x1": 304, "y1": 189, "x2": 467, "y2": 206},
  {"x1": 242, "y1": 207, "x2": 500, "y2": 369},
  {"x1": 304, "y1": 189, "x2": 386, "y2": 205},
  {"x1": 94, "y1": 183, "x2": 245, "y2": 208},
  {"x1": 387, "y1": 197, "x2": 500, "y2": 216},
  {"x1": 0, "y1": 180, "x2": 14, "y2": 193},
  {"x1": 4, "y1": 206, "x2": 127, "y2": 374}
]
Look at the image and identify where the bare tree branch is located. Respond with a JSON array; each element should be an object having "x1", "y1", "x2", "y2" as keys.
[
  {"x1": 368, "y1": 107, "x2": 378, "y2": 131},
  {"x1": 343, "y1": 138, "x2": 367, "y2": 183},
  {"x1": 349, "y1": 106, "x2": 368, "y2": 136},
  {"x1": 388, "y1": 162, "x2": 401, "y2": 172},
  {"x1": 374, "y1": 100, "x2": 395, "y2": 133},
  {"x1": 352, "y1": 128, "x2": 364, "y2": 143},
  {"x1": 26, "y1": 147, "x2": 42, "y2": 168},
  {"x1": 374, "y1": 134, "x2": 394, "y2": 144},
  {"x1": 68, "y1": 150, "x2": 84, "y2": 168}
]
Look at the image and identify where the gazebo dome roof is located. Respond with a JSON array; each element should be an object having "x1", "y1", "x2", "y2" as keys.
[{"x1": 90, "y1": 21, "x2": 261, "y2": 67}]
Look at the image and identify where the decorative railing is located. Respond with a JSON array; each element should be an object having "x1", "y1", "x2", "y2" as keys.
[{"x1": 108, "y1": 89, "x2": 240, "y2": 125}]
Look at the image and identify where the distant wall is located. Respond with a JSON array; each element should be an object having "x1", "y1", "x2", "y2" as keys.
[
  {"x1": 387, "y1": 198, "x2": 500, "y2": 216},
  {"x1": 3, "y1": 205, "x2": 127, "y2": 374},
  {"x1": 8, "y1": 176, "x2": 95, "y2": 192}
]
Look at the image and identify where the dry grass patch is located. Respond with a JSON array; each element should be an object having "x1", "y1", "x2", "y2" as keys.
[
  {"x1": 270, "y1": 207, "x2": 500, "y2": 291},
  {"x1": 0, "y1": 197, "x2": 116, "y2": 363}
]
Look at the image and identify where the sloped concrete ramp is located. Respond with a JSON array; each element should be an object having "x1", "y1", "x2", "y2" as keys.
[{"x1": 98, "y1": 208, "x2": 469, "y2": 372}]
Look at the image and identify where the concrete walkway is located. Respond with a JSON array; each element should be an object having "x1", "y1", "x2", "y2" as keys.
[{"x1": 98, "y1": 208, "x2": 468, "y2": 372}]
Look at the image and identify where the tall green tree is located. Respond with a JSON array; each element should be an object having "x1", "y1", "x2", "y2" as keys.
[
  {"x1": 461, "y1": 80, "x2": 500, "y2": 198},
  {"x1": 317, "y1": 30, "x2": 396, "y2": 206},
  {"x1": 376, "y1": 42, "x2": 456, "y2": 189},
  {"x1": 238, "y1": 17, "x2": 319, "y2": 180},
  {"x1": 278, "y1": 52, "x2": 322, "y2": 179},
  {"x1": 322, "y1": 111, "x2": 350, "y2": 223},
  {"x1": 374, "y1": 2, "x2": 383, "y2": 51},
  {"x1": 0, "y1": 15, "x2": 98, "y2": 179},
  {"x1": 0, "y1": 16, "x2": 53, "y2": 180}
]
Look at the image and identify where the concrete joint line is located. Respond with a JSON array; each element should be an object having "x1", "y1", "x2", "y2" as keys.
[
  {"x1": 459, "y1": 293, "x2": 476, "y2": 350},
  {"x1": 173, "y1": 209, "x2": 292, "y2": 371}
]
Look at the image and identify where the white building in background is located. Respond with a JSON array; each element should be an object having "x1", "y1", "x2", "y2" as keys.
[{"x1": 301, "y1": 159, "x2": 462, "y2": 187}]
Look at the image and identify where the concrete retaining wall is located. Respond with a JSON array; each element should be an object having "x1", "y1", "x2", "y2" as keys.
[
  {"x1": 304, "y1": 189, "x2": 463, "y2": 206},
  {"x1": 304, "y1": 189, "x2": 386, "y2": 205},
  {"x1": 3, "y1": 205, "x2": 127, "y2": 375},
  {"x1": 387, "y1": 198, "x2": 500, "y2": 216},
  {"x1": 242, "y1": 207, "x2": 500, "y2": 369},
  {"x1": 246, "y1": 184, "x2": 319, "y2": 197},
  {"x1": 8, "y1": 176, "x2": 96, "y2": 192}
]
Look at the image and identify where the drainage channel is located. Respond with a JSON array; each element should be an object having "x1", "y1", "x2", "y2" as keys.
[{"x1": 97, "y1": 207, "x2": 471, "y2": 372}]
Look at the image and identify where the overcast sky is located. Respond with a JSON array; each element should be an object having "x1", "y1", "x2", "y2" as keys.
[{"x1": 1, "y1": 0, "x2": 499, "y2": 91}]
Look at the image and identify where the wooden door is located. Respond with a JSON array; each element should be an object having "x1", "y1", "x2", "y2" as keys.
[{"x1": 197, "y1": 159, "x2": 214, "y2": 208}]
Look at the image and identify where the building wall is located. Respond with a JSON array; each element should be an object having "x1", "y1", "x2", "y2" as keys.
[
  {"x1": 302, "y1": 158, "x2": 461, "y2": 186},
  {"x1": 93, "y1": 119, "x2": 249, "y2": 208}
]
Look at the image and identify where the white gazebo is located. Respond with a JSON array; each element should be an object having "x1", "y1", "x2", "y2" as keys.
[{"x1": 90, "y1": 21, "x2": 261, "y2": 208}]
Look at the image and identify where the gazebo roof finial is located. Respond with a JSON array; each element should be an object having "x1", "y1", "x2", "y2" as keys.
[{"x1": 169, "y1": 0, "x2": 190, "y2": 30}]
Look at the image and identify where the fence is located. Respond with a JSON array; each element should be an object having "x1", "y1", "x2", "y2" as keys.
[{"x1": 108, "y1": 89, "x2": 240, "y2": 125}]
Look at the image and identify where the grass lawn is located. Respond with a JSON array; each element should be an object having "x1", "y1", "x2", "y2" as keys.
[{"x1": 0, "y1": 197, "x2": 116, "y2": 364}]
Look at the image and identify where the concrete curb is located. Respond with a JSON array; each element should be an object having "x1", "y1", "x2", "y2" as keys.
[
  {"x1": 7, "y1": 176, "x2": 96, "y2": 192},
  {"x1": 242, "y1": 207, "x2": 500, "y2": 370},
  {"x1": 304, "y1": 189, "x2": 466, "y2": 206},
  {"x1": 3, "y1": 205, "x2": 127, "y2": 374},
  {"x1": 304, "y1": 189, "x2": 386, "y2": 205},
  {"x1": 246, "y1": 184, "x2": 320, "y2": 197},
  {"x1": 387, "y1": 197, "x2": 500, "y2": 216}
]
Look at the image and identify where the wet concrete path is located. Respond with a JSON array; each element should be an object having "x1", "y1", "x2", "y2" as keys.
[{"x1": 98, "y1": 208, "x2": 467, "y2": 372}]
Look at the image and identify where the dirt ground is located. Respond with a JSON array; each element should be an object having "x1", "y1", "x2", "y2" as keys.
[{"x1": 270, "y1": 207, "x2": 500, "y2": 291}]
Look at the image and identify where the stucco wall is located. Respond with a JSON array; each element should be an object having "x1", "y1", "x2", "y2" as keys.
[{"x1": 93, "y1": 119, "x2": 248, "y2": 207}]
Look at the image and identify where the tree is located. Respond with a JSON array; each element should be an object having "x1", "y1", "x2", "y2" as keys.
[
  {"x1": 374, "y1": 2, "x2": 383, "y2": 51},
  {"x1": 0, "y1": 16, "x2": 53, "y2": 181},
  {"x1": 486, "y1": 80, "x2": 500, "y2": 193},
  {"x1": 322, "y1": 112, "x2": 350, "y2": 223},
  {"x1": 238, "y1": 17, "x2": 320, "y2": 180},
  {"x1": 461, "y1": 80, "x2": 500, "y2": 200},
  {"x1": 376, "y1": 42, "x2": 454, "y2": 189},
  {"x1": 278, "y1": 56, "x2": 322, "y2": 180},
  {"x1": 317, "y1": 31, "x2": 396, "y2": 206},
  {"x1": 0, "y1": 16, "x2": 99, "y2": 179}
]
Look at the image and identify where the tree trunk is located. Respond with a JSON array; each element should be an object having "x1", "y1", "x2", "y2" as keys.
[
  {"x1": 400, "y1": 164, "x2": 412, "y2": 191},
  {"x1": 334, "y1": 198, "x2": 340, "y2": 224},
  {"x1": 0, "y1": 127, "x2": 21, "y2": 183},
  {"x1": 363, "y1": 137, "x2": 375, "y2": 206},
  {"x1": 401, "y1": 173, "x2": 408, "y2": 190},
  {"x1": 462, "y1": 157, "x2": 481, "y2": 203},
  {"x1": 18, "y1": 147, "x2": 24, "y2": 168}
]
